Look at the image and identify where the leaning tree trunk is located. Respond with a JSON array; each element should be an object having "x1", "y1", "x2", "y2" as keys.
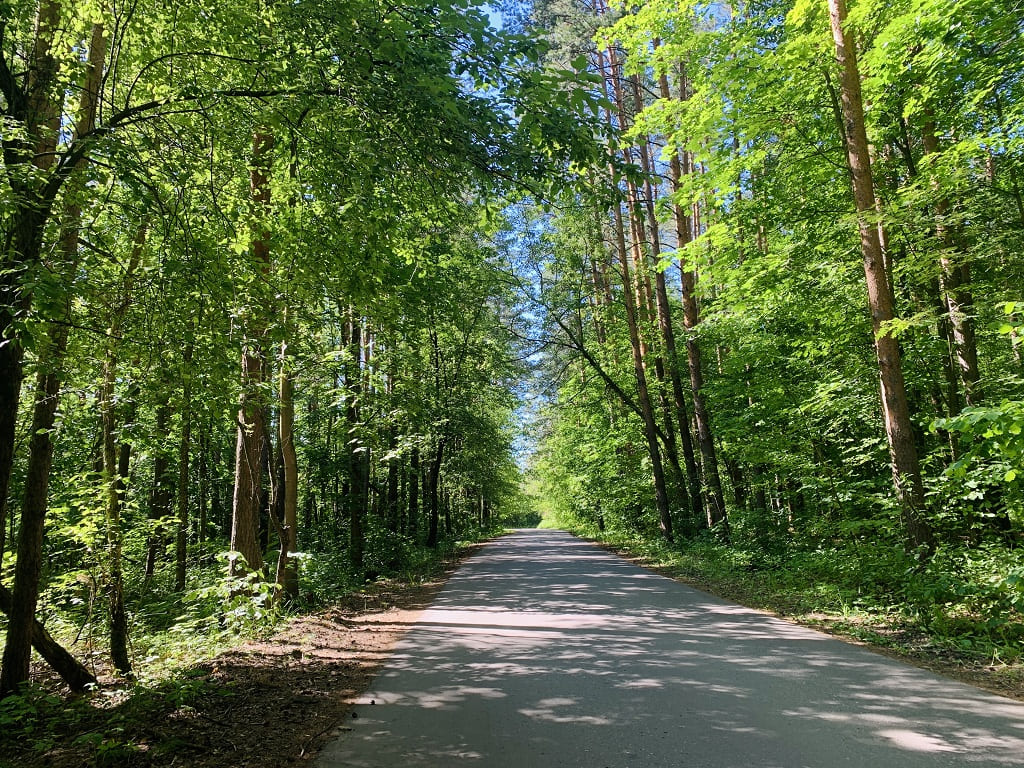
[
  {"x1": 0, "y1": 345, "x2": 66, "y2": 695},
  {"x1": 828, "y1": 0, "x2": 934, "y2": 552},
  {"x1": 636, "y1": 72, "x2": 702, "y2": 524},
  {"x1": 0, "y1": 18, "x2": 106, "y2": 695},
  {"x1": 0, "y1": 584, "x2": 96, "y2": 692}
]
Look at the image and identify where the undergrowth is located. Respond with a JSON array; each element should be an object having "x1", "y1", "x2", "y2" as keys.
[{"x1": 0, "y1": 530, "x2": 497, "y2": 768}]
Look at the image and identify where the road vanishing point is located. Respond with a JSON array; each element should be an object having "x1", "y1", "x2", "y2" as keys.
[{"x1": 317, "y1": 529, "x2": 1024, "y2": 767}]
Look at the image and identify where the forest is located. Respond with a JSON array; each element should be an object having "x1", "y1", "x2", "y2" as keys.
[{"x1": 1, "y1": 0, "x2": 1023, "y2": 761}]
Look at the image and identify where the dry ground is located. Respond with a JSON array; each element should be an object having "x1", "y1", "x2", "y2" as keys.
[{"x1": 3, "y1": 548, "x2": 478, "y2": 768}]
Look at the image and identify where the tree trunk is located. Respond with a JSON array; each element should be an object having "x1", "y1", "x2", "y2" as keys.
[
  {"x1": 425, "y1": 439, "x2": 445, "y2": 548},
  {"x1": 642, "y1": 71, "x2": 704, "y2": 524},
  {"x1": 145, "y1": 401, "x2": 174, "y2": 580},
  {"x1": 922, "y1": 121, "x2": 980, "y2": 406},
  {"x1": 597, "y1": 47, "x2": 674, "y2": 542},
  {"x1": 0, "y1": 584, "x2": 96, "y2": 693},
  {"x1": 277, "y1": 336, "x2": 299, "y2": 598},
  {"x1": 0, "y1": 343, "x2": 65, "y2": 695},
  {"x1": 198, "y1": 431, "x2": 209, "y2": 547},
  {"x1": 386, "y1": 429, "x2": 400, "y2": 533},
  {"x1": 656, "y1": 64, "x2": 726, "y2": 531},
  {"x1": 678, "y1": 147, "x2": 727, "y2": 531},
  {"x1": 175, "y1": 344, "x2": 194, "y2": 592},
  {"x1": 99, "y1": 228, "x2": 145, "y2": 677},
  {"x1": 408, "y1": 446, "x2": 420, "y2": 539},
  {"x1": 346, "y1": 315, "x2": 367, "y2": 576},
  {"x1": 828, "y1": 0, "x2": 934, "y2": 552},
  {"x1": 1, "y1": 21, "x2": 111, "y2": 691},
  {"x1": 0, "y1": 0, "x2": 69, "y2": 555},
  {"x1": 230, "y1": 131, "x2": 275, "y2": 576},
  {"x1": 0, "y1": 21, "x2": 108, "y2": 690}
]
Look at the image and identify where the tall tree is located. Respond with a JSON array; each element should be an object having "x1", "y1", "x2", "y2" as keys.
[{"x1": 827, "y1": 0, "x2": 933, "y2": 551}]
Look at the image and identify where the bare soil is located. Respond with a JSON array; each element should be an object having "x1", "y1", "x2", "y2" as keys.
[{"x1": 4, "y1": 547, "x2": 479, "y2": 768}]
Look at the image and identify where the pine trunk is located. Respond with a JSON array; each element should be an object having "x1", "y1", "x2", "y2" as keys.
[
  {"x1": 828, "y1": 0, "x2": 934, "y2": 552},
  {"x1": 599, "y1": 47, "x2": 674, "y2": 541}
]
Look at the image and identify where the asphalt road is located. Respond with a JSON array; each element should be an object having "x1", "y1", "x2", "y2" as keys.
[{"x1": 316, "y1": 529, "x2": 1024, "y2": 767}]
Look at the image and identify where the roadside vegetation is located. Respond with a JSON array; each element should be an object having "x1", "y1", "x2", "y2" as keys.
[
  {"x1": 0, "y1": 531, "x2": 502, "y2": 768},
  {"x1": 540, "y1": 510, "x2": 1024, "y2": 699}
]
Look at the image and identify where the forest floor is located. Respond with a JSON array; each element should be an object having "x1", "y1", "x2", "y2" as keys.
[{"x1": 2, "y1": 545, "x2": 481, "y2": 768}]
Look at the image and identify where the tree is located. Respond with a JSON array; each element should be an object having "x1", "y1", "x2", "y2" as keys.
[{"x1": 827, "y1": 0, "x2": 933, "y2": 551}]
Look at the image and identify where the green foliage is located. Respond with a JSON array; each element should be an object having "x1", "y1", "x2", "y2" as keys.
[
  {"x1": 0, "y1": 686, "x2": 65, "y2": 755},
  {"x1": 935, "y1": 400, "x2": 1024, "y2": 525}
]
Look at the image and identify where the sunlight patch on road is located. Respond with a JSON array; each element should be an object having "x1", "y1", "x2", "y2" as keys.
[
  {"x1": 518, "y1": 695, "x2": 615, "y2": 726},
  {"x1": 418, "y1": 608, "x2": 613, "y2": 630},
  {"x1": 876, "y1": 729, "x2": 960, "y2": 753}
]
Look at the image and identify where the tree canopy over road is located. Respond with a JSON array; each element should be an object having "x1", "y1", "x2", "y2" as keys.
[{"x1": 1, "y1": 0, "x2": 1023, "y2": 760}]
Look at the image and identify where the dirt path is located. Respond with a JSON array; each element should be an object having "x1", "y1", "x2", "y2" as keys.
[{"x1": 6, "y1": 549, "x2": 477, "y2": 768}]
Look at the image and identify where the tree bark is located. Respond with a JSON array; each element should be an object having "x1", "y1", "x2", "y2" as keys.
[
  {"x1": 0, "y1": 340, "x2": 65, "y2": 695},
  {"x1": 277, "y1": 335, "x2": 299, "y2": 598},
  {"x1": 640, "y1": 71, "x2": 704, "y2": 524},
  {"x1": 346, "y1": 314, "x2": 367, "y2": 575},
  {"x1": 828, "y1": 0, "x2": 934, "y2": 551},
  {"x1": 921, "y1": 120, "x2": 980, "y2": 406},
  {"x1": 100, "y1": 229, "x2": 145, "y2": 676},
  {"x1": 0, "y1": 584, "x2": 96, "y2": 693},
  {"x1": 425, "y1": 438, "x2": 446, "y2": 548},
  {"x1": 655, "y1": 62, "x2": 726, "y2": 531},
  {"x1": 598, "y1": 47, "x2": 674, "y2": 542},
  {"x1": 1, "y1": 20, "x2": 108, "y2": 693},
  {"x1": 230, "y1": 131, "x2": 275, "y2": 576},
  {"x1": 145, "y1": 400, "x2": 174, "y2": 580},
  {"x1": 408, "y1": 446, "x2": 420, "y2": 539},
  {"x1": 0, "y1": 0, "x2": 75, "y2": 580},
  {"x1": 175, "y1": 344, "x2": 194, "y2": 592}
]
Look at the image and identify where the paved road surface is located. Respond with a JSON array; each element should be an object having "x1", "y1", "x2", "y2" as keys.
[{"x1": 316, "y1": 529, "x2": 1024, "y2": 767}]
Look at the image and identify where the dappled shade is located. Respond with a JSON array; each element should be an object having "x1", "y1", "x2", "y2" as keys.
[{"x1": 318, "y1": 530, "x2": 1024, "y2": 767}]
